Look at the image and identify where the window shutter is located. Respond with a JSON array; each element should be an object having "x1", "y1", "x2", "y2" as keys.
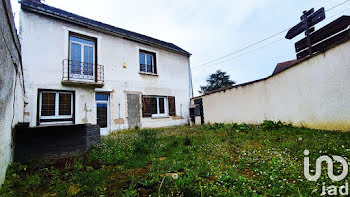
[
  {"x1": 142, "y1": 95, "x2": 152, "y2": 117},
  {"x1": 168, "y1": 96, "x2": 176, "y2": 116},
  {"x1": 153, "y1": 54, "x2": 157, "y2": 74}
]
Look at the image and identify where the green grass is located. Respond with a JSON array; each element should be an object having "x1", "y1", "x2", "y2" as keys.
[{"x1": 1, "y1": 121, "x2": 350, "y2": 196}]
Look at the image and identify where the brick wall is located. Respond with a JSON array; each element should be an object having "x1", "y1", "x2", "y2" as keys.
[{"x1": 14, "y1": 124, "x2": 100, "y2": 162}]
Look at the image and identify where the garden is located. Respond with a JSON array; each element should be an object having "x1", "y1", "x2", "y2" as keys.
[{"x1": 1, "y1": 121, "x2": 350, "y2": 196}]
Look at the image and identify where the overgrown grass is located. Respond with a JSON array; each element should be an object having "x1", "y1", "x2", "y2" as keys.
[{"x1": 1, "y1": 121, "x2": 350, "y2": 196}]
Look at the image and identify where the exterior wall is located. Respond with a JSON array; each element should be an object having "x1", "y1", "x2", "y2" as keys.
[
  {"x1": 203, "y1": 40, "x2": 350, "y2": 131},
  {"x1": 0, "y1": 0, "x2": 25, "y2": 184},
  {"x1": 20, "y1": 10, "x2": 191, "y2": 132}
]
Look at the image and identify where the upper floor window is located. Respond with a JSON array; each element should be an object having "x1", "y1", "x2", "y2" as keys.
[
  {"x1": 69, "y1": 33, "x2": 96, "y2": 80},
  {"x1": 139, "y1": 50, "x2": 157, "y2": 74}
]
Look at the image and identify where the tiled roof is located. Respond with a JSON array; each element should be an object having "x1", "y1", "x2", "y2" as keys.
[
  {"x1": 20, "y1": 0, "x2": 191, "y2": 56},
  {"x1": 272, "y1": 59, "x2": 300, "y2": 76}
]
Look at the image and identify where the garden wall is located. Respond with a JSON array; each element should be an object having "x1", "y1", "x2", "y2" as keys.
[
  {"x1": 202, "y1": 39, "x2": 350, "y2": 131},
  {"x1": 14, "y1": 124, "x2": 100, "y2": 162},
  {"x1": 0, "y1": 0, "x2": 25, "y2": 185}
]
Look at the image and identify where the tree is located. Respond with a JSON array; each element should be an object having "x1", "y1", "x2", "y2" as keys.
[{"x1": 199, "y1": 70, "x2": 236, "y2": 94}]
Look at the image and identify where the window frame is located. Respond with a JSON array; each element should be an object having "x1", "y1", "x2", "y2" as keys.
[
  {"x1": 151, "y1": 96, "x2": 168, "y2": 117},
  {"x1": 139, "y1": 50, "x2": 157, "y2": 74},
  {"x1": 38, "y1": 90, "x2": 75, "y2": 125},
  {"x1": 68, "y1": 32, "x2": 98, "y2": 81},
  {"x1": 95, "y1": 92, "x2": 110, "y2": 129}
]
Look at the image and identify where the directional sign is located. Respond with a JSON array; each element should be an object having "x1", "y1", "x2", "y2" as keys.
[
  {"x1": 307, "y1": 8, "x2": 326, "y2": 28},
  {"x1": 285, "y1": 7, "x2": 325, "y2": 39},
  {"x1": 300, "y1": 8, "x2": 314, "y2": 20}
]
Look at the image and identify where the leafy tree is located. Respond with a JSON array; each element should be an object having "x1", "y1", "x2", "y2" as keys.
[{"x1": 199, "y1": 70, "x2": 236, "y2": 94}]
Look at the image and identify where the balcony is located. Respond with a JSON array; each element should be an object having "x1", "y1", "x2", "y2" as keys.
[{"x1": 62, "y1": 59, "x2": 104, "y2": 88}]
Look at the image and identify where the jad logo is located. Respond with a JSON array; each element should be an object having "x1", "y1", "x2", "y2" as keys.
[{"x1": 304, "y1": 150, "x2": 349, "y2": 196}]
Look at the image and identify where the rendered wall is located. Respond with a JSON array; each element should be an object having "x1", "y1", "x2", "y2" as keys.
[
  {"x1": 203, "y1": 40, "x2": 350, "y2": 131},
  {"x1": 0, "y1": 0, "x2": 25, "y2": 184},
  {"x1": 20, "y1": 10, "x2": 190, "y2": 133}
]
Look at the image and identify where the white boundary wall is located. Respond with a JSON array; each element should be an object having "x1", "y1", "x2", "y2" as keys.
[{"x1": 203, "y1": 40, "x2": 350, "y2": 131}]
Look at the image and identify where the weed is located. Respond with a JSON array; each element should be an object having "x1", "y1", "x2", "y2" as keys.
[{"x1": 262, "y1": 120, "x2": 289, "y2": 131}]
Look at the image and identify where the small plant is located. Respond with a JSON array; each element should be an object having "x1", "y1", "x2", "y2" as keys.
[
  {"x1": 236, "y1": 123, "x2": 248, "y2": 132},
  {"x1": 184, "y1": 136, "x2": 192, "y2": 146},
  {"x1": 262, "y1": 120, "x2": 286, "y2": 131},
  {"x1": 25, "y1": 175, "x2": 41, "y2": 190},
  {"x1": 133, "y1": 129, "x2": 158, "y2": 154}
]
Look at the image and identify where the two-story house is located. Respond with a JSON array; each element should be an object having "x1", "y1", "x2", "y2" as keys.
[{"x1": 19, "y1": 0, "x2": 192, "y2": 135}]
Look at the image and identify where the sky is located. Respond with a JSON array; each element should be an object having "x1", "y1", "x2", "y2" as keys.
[{"x1": 10, "y1": 0, "x2": 350, "y2": 96}]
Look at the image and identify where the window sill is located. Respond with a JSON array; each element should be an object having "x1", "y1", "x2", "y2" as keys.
[
  {"x1": 38, "y1": 121, "x2": 74, "y2": 127},
  {"x1": 139, "y1": 71, "x2": 158, "y2": 76},
  {"x1": 151, "y1": 116, "x2": 170, "y2": 119}
]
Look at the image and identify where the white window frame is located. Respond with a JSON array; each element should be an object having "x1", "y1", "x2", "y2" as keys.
[
  {"x1": 140, "y1": 51, "x2": 155, "y2": 73},
  {"x1": 152, "y1": 96, "x2": 168, "y2": 117},
  {"x1": 95, "y1": 93, "x2": 110, "y2": 130},
  {"x1": 69, "y1": 34, "x2": 95, "y2": 80},
  {"x1": 39, "y1": 91, "x2": 74, "y2": 120}
]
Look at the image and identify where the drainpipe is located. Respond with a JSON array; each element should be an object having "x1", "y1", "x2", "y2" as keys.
[
  {"x1": 187, "y1": 56, "x2": 193, "y2": 123},
  {"x1": 187, "y1": 56, "x2": 193, "y2": 100}
]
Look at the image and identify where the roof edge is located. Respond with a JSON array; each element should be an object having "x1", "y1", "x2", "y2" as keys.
[{"x1": 20, "y1": 0, "x2": 191, "y2": 56}]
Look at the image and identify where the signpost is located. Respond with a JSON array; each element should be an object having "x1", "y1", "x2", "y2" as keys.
[{"x1": 285, "y1": 8, "x2": 326, "y2": 57}]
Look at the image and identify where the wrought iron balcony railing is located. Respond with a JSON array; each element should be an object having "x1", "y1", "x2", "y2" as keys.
[{"x1": 62, "y1": 59, "x2": 104, "y2": 87}]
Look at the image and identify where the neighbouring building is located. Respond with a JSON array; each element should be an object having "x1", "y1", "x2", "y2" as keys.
[
  {"x1": 0, "y1": 0, "x2": 25, "y2": 184},
  {"x1": 193, "y1": 16, "x2": 350, "y2": 131},
  {"x1": 19, "y1": 0, "x2": 192, "y2": 135}
]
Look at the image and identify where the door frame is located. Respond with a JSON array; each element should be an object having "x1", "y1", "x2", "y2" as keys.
[{"x1": 95, "y1": 92, "x2": 110, "y2": 135}]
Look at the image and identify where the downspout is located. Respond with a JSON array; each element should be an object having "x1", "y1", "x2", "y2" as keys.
[{"x1": 187, "y1": 55, "x2": 193, "y2": 100}]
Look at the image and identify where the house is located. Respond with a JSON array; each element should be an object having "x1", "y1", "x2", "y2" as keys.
[
  {"x1": 19, "y1": 0, "x2": 193, "y2": 135},
  {"x1": 192, "y1": 16, "x2": 350, "y2": 131},
  {"x1": 0, "y1": 0, "x2": 25, "y2": 184}
]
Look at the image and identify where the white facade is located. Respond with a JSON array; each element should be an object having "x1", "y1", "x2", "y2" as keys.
[
  {"x1": 20, "y1": 9, "x2": 191, "y2": 134},
  {"x1": 201, "y1": 39, "x2": 350, "y2": 131}
]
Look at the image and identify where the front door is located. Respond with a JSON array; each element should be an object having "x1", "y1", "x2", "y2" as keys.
[
  {"x1": 96, "y1": 93, "x2": 109, "y2": 135},
  {"x1": 127, "y1": 94, "x2": 141, "y2": 129}
]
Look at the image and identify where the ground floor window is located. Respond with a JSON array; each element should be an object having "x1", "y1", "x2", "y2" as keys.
[
  {"x1": 151, "y1": 96, "x2": 167, "y2": 116},
  {"x1": 38, "y1": 90, "x2": 74, "y2": 125},
  {"x1": 142, "y1": 95, "x2": 176, "y2": 117}
]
